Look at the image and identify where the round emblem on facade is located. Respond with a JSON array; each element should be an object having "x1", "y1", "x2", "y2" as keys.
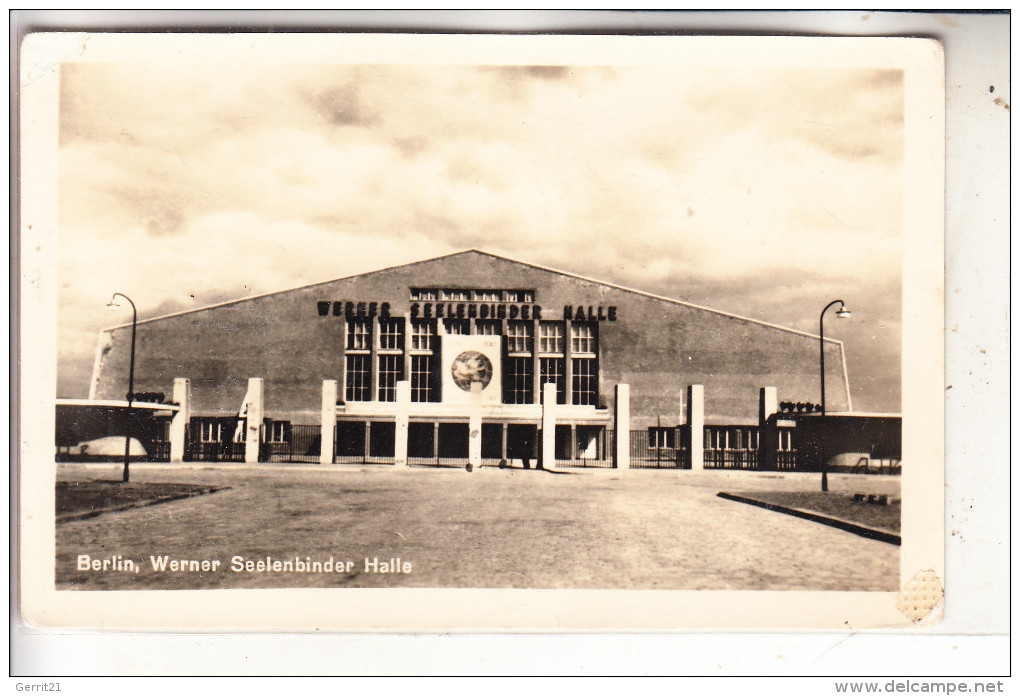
[{"x1": 451, "y1": 351, "x2": 493, "y2": 391}]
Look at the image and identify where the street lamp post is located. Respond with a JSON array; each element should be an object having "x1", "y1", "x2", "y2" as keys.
[
  {"x1": 107, "y1": 293, "x2": 137, "y2": 483},
  {"x1": 819, "y1": 299, "x2": 851, "y2": 492}
]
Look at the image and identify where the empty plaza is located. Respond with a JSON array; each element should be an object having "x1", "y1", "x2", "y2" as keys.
[{"x1": 55, "y1": 464, "x2": 899, "y2": 592}]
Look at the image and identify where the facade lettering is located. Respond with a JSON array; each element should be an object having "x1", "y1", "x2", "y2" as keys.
[
  {"x1": 406, "y1": 302, "x2": 542, "y2": 321},
  {"x1": 317, "y1": 301, "x2": 391, "y2": 318},
  {"x1": 563, "y1": 305, "x2": 618, "y2": 321},
  {"x1": 324, "y1": 300, "x2": 623, "y2": 322}
]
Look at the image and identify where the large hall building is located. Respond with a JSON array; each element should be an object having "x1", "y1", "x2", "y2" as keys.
[{"x1": 86, "y1": 250, "x2": 853, "y2": 467}]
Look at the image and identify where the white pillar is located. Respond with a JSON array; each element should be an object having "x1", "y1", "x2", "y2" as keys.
[
  {"x1": 759, "y1": 386, "x2": 778, "y2": 427},
  {"x1": 394, "y1": 380, "x2": 410, "y2": 468},
  {"x1": 320, "y1": 380, "x2": 337, "y2": 465},
  {"x1": 244, "y1": 378, "x2": 264, "y2": 464},
  {"x1": 468, "y1": 381, "x2": 482, "y2": 468},
  {"x1": 541, "y1": 381, "x2": 557, "y2": 471},
  {"x1": 169, "y1": 378, "x2": 190, "y2": 463},
  {"x1": 687, "y1": 384, "x2": 704, "y2": 471},
  {"x1": 614, "y1": 383, "x2": 630, "y2": 470}
]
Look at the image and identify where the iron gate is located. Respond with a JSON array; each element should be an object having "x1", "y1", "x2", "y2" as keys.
[
  {"x1": 703, "y1": 425, "x2": 760, "y2": 469},
  {"x1": 554, "y1": 426, "x2": 615, "y2": 468},
  {"x1": 263, "y1": 424, "x2": 322, "y2": 463},
  {"x1": 630, "y1": 427, "x2": 689, "y2": 468}
]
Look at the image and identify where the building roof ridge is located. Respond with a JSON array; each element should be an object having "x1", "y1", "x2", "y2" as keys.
[
  {"x1": 102, "y1": 247, "x2": 840, "y2": 343},
  {"x1": 462, "y1": 249, "x2": 838, "y2": 343},
  {"x1": 100, "y1": 249, "x2": 482, "y2": 331}
]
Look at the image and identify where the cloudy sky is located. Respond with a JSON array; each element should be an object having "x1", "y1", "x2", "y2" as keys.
[{"x1": 57, "y1": 60, "x2": 903, "y2": 412}]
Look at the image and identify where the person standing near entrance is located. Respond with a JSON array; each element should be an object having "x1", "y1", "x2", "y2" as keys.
[
  {"x1": 510, "y1": 429, "x2": 532, "y2": 469},
  {"x1": 506, "y1": 426, "x2": 538, "y2": 470},
  {"x1": 522, "y1": 429, "x2": 534, "y2": 470}
]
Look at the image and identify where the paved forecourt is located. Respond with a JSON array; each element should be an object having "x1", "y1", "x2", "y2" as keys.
[{"x1": 56, "y1": 464, "x2": 899, "y2": 591}]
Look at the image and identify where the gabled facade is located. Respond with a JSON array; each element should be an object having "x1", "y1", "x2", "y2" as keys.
[{"x1": 91, "y1": 250, "x2": 850, "y2": 461}]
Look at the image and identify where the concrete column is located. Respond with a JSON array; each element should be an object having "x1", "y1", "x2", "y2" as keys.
[
  {"x1": 244, "y1": 378, "x2": 264, "y2": 464},
  {"x1": 501, "y1": 422, "x2": 508, "y2": 460},
  {"x1": 687, "y1": 384, "x2": 704, "y2": 471},
  {"x1": 759, "y1": 386, "x2": 778, "y2": 426},
  {"x1": 541, "y1": 381, "x2": 557, "y2": 471},
  {"x1": 758, "y1": 386, "x2": 778, "y2": 470},
  {"x1": 394, "y1": 380, "x2": 410, "y2": 468},
  {"x1": 320, "y1": 380, "x2": 337, "y2": 465},
  {"x1": 468, "y1": 381, "x2": 482, "y2": 468},
  {"x1": 614, "y1": 383, "x2": 630, "y2": 470},
  {"x1": 169, "y1": 378, "x2": 191, "y2": 463},
  {"x1": 364, "y1": 421, "x2": 372, "y2": 462}
]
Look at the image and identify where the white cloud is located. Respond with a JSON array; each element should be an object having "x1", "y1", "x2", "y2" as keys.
[{"x1": 57, "y1": 62, "x2": 904, "y2": 409}]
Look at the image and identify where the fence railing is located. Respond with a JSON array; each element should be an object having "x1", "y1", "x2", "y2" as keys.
[
  {"x1": 775, "y1": 451, "x2": 799, "y2": 470},
  {"x1": 187, "y1": 441, "x2": 246, "y2": 462},
  {"x1": 555, "y1": 428, "x2": 614, "y2": 468},
  {"x1": 263, "y1": 424, "x2": 322, "y2": 463},
  {"x1": 147, "y1": 440, "x2": 171, "y2": 462},
  {"x1": 333, "y1": 422, "x2": 396, "y2": 465},
  {"x1": 185, "y1": 418, "x2": 246, "y2": 462},
  {"x1": 703, "y1": 448, "x2": 760, "y2": 469},
  {"x1": 703, "y1": 425, "x2": 760, "y2": 470},
  {"x1": 630, "y1": 428, "x2": 689, "y2": 469},
  {"x1": 57, "y1": 416, "x2": 830, "y2": 472}
]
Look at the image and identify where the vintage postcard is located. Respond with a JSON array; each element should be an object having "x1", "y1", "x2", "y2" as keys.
[{"x1": 18, "y1": 32, "x2": 944, "y2": 630}]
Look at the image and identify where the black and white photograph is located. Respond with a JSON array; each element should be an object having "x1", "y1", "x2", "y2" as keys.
[{"x1": 18, "y1": 30, "x2": 947, "y2": 632}]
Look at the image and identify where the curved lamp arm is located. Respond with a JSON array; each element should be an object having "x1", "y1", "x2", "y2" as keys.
[
  {"x1": 107, "y1": 293, "x2": 137, "y2": 407},
  {"x1": 818, "y1": 299, "x2": 848, "y2": 417}
]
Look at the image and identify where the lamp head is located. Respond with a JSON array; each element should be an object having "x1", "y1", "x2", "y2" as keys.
[
  {"x1": 835, "y1": 306, "x2": 851, "y2": 319},
  {"x1": 106, "y1": 298, "x2": 121, "y2": 310}
]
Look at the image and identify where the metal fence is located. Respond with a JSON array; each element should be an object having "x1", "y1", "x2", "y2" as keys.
[
  {"x1": 410, "y1": 454, "x2": 488, "y2": 468},
  {"x1": 630, "y1": 428, "x2": 688, "y2": 469},
  {"x1": 147, "y1": 440, "x2": 171, "y2": 462},
  {"x1": 407, "y1": 423, "x2": 524, "y2": 468},
  {"x1": 555, "y1": 428, "x2": 615, "y2": 468},
  {"x1": 775, "y1": 451, "x2": 799, "y2": 470},
  {"x1": 264, "y1": 424, "x2": 322, "y2": 463},
  {"x1": 144, "y1": 416, "x2": 172, "y2": 461},
  {"x1": 185, "y1": 419, "x2": 246, "y2": 462},
  {"x1": 408, "y1": 449, "x2": 480, "y2": 468},
  {"x1": 703, "y1": 425, "x2": 760, "y2": 470},
  {"x1": 414, "y1": 423, "x2": 471, "y2": 468},
  {"x1": 188, "y1": 440, "x2": 246, "y2": 462},
  {"x1": 407, "y1": 434, "x2": 512, "y2": 468},
  {"x1": 121, "y1": 418, "x2": 820, "y2": 472},
  {"x1": 331, "y1": 421, "x2": 397, "y2": 465}
]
